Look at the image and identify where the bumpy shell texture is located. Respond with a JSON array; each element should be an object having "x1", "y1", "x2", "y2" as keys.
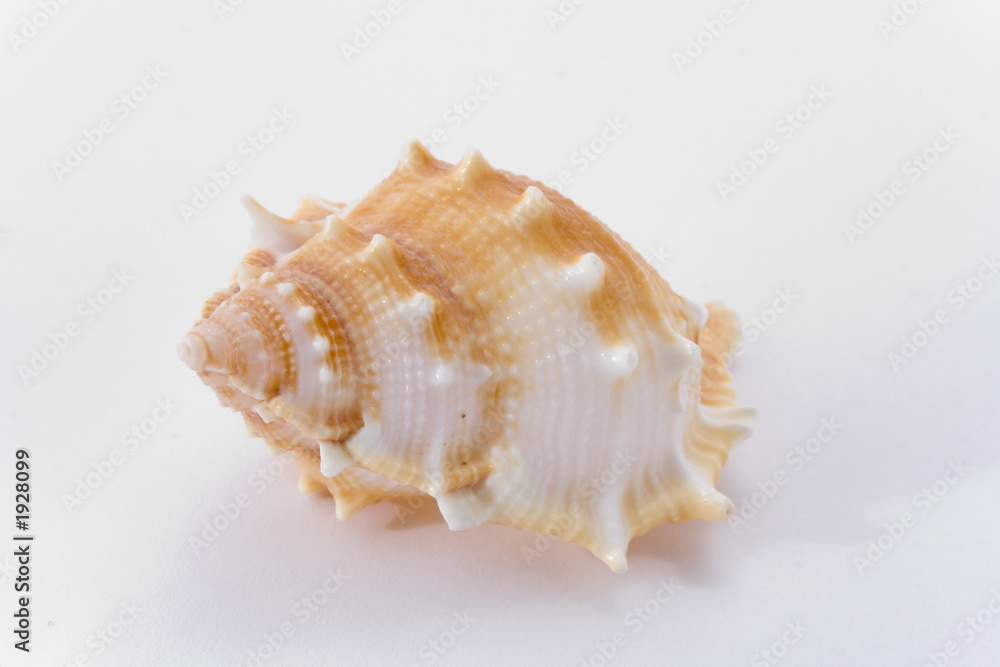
[{"x1": 179, "y1": 142, "x2": 754, "y2": 572}]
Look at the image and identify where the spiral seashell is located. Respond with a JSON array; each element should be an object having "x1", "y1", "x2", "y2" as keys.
[{"x1": 178, "y1": 141, "x2": 754, "y2": 572}]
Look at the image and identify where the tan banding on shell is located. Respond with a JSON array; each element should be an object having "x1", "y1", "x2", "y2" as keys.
[{"x1": 179, "y1": 141, "x2": 754, "y2": 572}]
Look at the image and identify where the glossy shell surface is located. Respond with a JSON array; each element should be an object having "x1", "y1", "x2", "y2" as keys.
[{"x1": 178, "y1": 142, "x2": 754, "y2": 572}]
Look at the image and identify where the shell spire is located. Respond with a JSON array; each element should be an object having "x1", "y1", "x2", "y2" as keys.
[{"x1": 179, "y1": 142, "x2": 754, "y2": 572}]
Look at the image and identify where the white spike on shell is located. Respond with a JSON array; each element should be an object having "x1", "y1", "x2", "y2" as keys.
[{"x1": 179, "y1": 141, "x2": 754, "y2": 572}]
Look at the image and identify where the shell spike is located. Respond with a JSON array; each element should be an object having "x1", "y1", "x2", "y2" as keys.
[
  {"x1": 599, "y1": 548, "x2": 629, "y2": 574},
  {"x1": 397, "y1": 140, "x2": 433, "y2": 175},
  {"x1": 454, "y1": 148, "x2": 495, "y2": 186},
  {"x1": 400, "y1": 291, "x2": 435, "y2": 320},
  {"x1": 357, "y1": 233, "x2": 401, "y2": 268},
  {"x1": 298, "y1": 471, "x2": 326, "y2": 494},
  {"x1": 564, "y1": 252, "x2": 605, "y2": 294},
  {"x1": 602, "y1": 344, "x2": 638, "y2": 378},
  {"x1": 236, "y1": 248, "x2": 276, "y2": 289},
  {"x1": 322, "y1": 214, "x2": 350, "y2": 241},
  {"x1": 181, "y1": 142, "x2": 756, "y2": 574},
  {"x1": 319, "y1": 440, "x2": 355, "y2": 479},
  {"x1": 292, "y1": 196, "x2": 345, "y2": 222},
  {"x1": 243, "y1": 196, "x2": 319, "y2": 255},
  {"x1": 510, "y1": 185, "x2": 552, "y2": 227},
  {"x1": 243, "y1": 194, "x2": 291, "y2": 224}
]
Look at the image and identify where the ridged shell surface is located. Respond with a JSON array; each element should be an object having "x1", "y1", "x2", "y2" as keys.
[{"x1": 179, "y1": 142, "x2": 754, "y2": 572}]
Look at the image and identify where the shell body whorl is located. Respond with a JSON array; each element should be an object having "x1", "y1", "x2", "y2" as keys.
[{"x1": 180, "y1": 142, "x2": 754, "y2": 572}]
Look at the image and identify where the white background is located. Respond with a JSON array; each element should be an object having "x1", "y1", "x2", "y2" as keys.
[{"x1": 2, "y1": 0, "x2": 999, "y2": 665}]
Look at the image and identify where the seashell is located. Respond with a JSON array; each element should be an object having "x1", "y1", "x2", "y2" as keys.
[{"x1": 178, "y1": 142, "x2": 754, "y2": 572}]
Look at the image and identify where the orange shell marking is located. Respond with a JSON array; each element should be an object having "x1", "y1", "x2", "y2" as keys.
[{"x1": 178, "y1": 142, "x2": 754, "y2": 572}]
